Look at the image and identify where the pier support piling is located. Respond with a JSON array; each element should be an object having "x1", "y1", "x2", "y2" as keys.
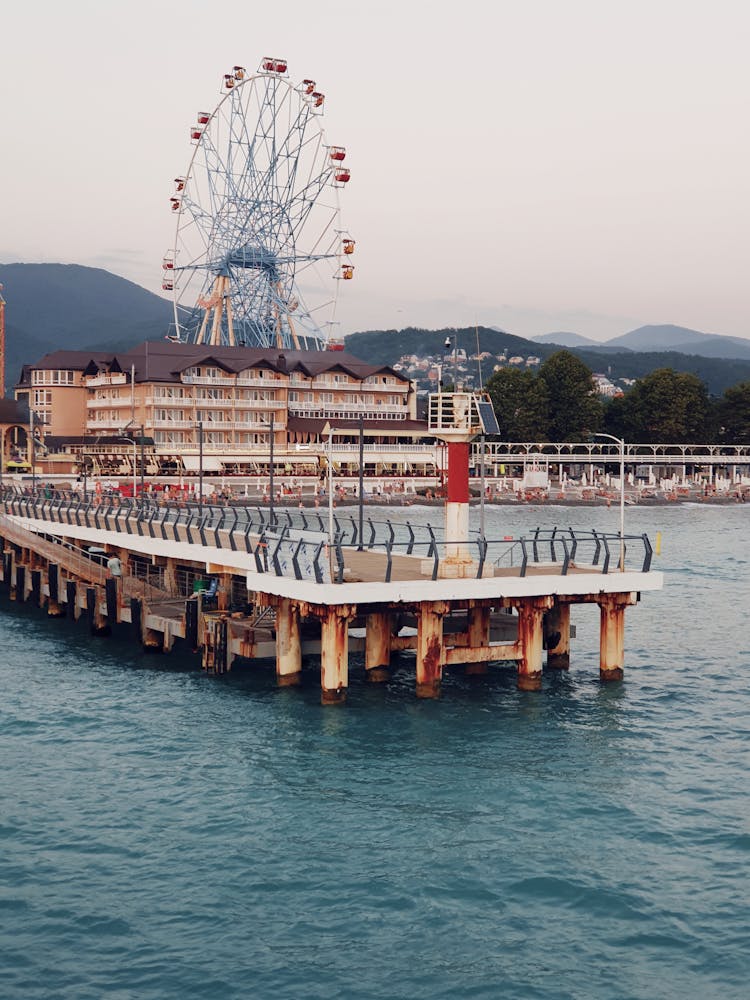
[
  {"x1": 515, "y1": 597, "x2": 553, "y2": 691},
  {"x1": 320, "y1": 605, "x2": 354, "y2": 705},
  {"x1": 465, "y1": 604, "x2": 491, "y2": 676},
  {"x1": 544, "y1": 600, "x2": 571, "y2": 670},
  {"x1": 365, "y1": 611, "x2": 392, "y2": 682},
  {"x1": 598, "y1": 593, "x2": 634, "y2": 682},
  {"x1": 276, "y1": 597, "x2": 302, "y2": 686},
  {"x1": 67, "y1": 580, "x2": 79, "y2": 620},
  {"x1": 416, "y1": 601, "x2": 448, "y2": 698},
  {"x1": 30, "y1": 569, "x2": 42, "y2": 608},
  {"x1": 13, "y1": 564, "x2": 26, "y2": 603}
]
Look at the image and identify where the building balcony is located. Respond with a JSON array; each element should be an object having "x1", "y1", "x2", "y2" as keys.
[
  {"x1": 85, "y1": 374, "x2": 129, "y2": 388},
  {"x1": 181, "y1": 375, "x2": 284, "y2": 387},
  {"x1": 144, "y1": 395, "x2": 189, "y2": 405},
  {"x1": 330, "y1": 443, "x2": 436, "y2": 454},
  {"x1": 86, "y1": 398, "x2": 132, "y2": 408},
  {"x1": 288, "y1": 402, "x2": 408, "y2": 417},
  {"x1": 235, "y1": 376, "x2": 284, "y2": 388},
  {"x1": 312, "y1": 379, "x2": 408, "y2": 392}
]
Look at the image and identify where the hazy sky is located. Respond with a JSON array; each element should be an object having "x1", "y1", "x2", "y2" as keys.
[{"x1": 1, "y1": 0, "x2": 748, "y2": 341}]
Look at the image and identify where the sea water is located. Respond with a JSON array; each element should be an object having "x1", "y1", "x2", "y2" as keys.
[{"x1": 0, "y1": 504, "x2": 748, "y2": 999}]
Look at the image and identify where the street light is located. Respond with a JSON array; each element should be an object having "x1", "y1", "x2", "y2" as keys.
[
  {"x1": 197, "y1": 420, "x2": 203, "y2": 515},
  {"x1": 120, "y1": 422, "x2": 145, "y2": 503},
  {"x1": 322, "y1": 420, "x2": 334, "y2": 576},
  {"x1": 29, "y1": 407, "x2": 36, "y2": 493},
  {"x1": 444, "y1": 335, "x2": 457, "y2": 389},
  {"x1": 594, "y1": 432, "x2": 625, "y2": 571},
  {"x1": 119, "y1": 433, "x2": 138, "y2": 499}
]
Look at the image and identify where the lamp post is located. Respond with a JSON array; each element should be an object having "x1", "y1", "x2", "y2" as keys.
[
  {"x1": 121, "y1": 435, "x2": 137, "y2": 499},
  {"x1": 120, "y1": 421, "x2": 145, "y2": 505},
  {"x1": 322, "y1": 420, "x2": 334, "y2": 575},
  {"x1": 594, "y1": 432, "x2": 625, "y2": 571},
  {"x1": 81, "y1": 436, "x2": 87, "y2": 500},
  {"x1": 444, "y1": 335, "x2": 455, "y2": 389},
  {"x1": 358, "y1": 413, "x2": 364, "y2": 551},
  {"x1": 139, "y1": 425, "x2": 145, "y2": 500},
  {"x1": 269, "y1": 412, "x2": 275, "y2": 528},
  {"x1": 197, "y1": 420, "x2": 204, "y2": 515},
  {"x1": 29, "y1": 407, "x2": 36, "y2": 493}
]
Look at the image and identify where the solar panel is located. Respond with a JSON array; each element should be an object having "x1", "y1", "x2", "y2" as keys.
[{"x1": 476, "y1": 400, "x2": 500, "y2": 434}]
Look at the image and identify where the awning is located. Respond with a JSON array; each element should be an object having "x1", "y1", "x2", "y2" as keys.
[{"x1": 181, "y1": 455, "x2": 223, "y2": 472}]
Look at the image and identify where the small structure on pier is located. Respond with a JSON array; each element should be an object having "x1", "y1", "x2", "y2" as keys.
[{"x1": 428, "y1": 388, "x2": 498, "y2": 576}]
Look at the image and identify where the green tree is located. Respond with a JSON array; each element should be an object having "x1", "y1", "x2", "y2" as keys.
[
  {"x1": 485, "y1": 367, "x2": 549, "y2": 440},
  {"x1": 609, "y1": 368, "x2": 711, "y2": 442},
  {"x1": 717, "y1": 381, "x2": 750, "y2": 443},
  {"x1": 537, "y1": 351, "x2": 603, "y2": 441}
]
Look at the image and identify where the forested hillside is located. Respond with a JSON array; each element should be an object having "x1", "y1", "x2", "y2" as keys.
[
  {"x1": 0, "y1": 263, "x2": 173, "y2": 390},
  {"x1": 345, "y1": 327, "x2": 750, "y2": 396}
]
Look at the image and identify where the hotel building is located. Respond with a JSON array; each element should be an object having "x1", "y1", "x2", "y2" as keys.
[{"x1": 14, "y1": 341, "x2": 437, "y2": 482}]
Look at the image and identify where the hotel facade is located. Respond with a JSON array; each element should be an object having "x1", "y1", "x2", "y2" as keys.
[{"x1": 14, "y1": 341, "x2": 438, "y2": 482}]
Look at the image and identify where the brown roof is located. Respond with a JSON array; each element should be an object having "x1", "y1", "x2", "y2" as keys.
[
  {"x1": 24, "y1": 350, "x2": 118, "y2": 372},
  {"x1": 0, "y1": 398, "x2": 30, "y2": 424},
  {"x1": 18, "y1": 341, "x2": 412, "y2": 389}
]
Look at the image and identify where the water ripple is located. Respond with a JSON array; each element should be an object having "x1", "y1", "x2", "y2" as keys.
[{"x1": 0, "y1": 506, "x2": 748, "y2": 999}]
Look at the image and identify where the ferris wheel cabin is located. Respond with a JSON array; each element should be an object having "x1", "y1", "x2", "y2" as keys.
[{"x1": 261, "y1": 57, "x2": 288, "y2": 74}]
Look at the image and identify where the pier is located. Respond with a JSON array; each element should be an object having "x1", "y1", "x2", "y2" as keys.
[{"x1": 0, "y1": 484, "x2": 662, "y2": 702}]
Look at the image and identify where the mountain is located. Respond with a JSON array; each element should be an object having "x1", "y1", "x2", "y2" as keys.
[
  {"x1": 345, "y1": 326, "x2": 750, "y2": 395},
  {"x1": 3, "y1": 263, "x2": 750, "y2": 397},
  {"x1": 604, "y1": 324, "x2": 750, "y2": 360},
  {"x1": 532, "y1": 331, "x2": 599, "y2": 347},
  {"x1": 0, "y1": 262, "x2": 173, "y2": 390}
]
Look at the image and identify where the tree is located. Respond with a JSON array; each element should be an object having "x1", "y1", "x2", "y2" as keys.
[
  {"x1": 609, "y1": 368, "x2": 711, "y2": 442},
  {"x1": 485, "y1": 367, "x2": 549, "y2": 440},
  {"x1": 717, "y1": 381, "x2": 750, "y2": 443},
  {"x1": 537, "y1": 351, "x2": 603, "y2": 441}
]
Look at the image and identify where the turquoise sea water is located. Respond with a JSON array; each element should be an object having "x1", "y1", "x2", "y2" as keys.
[{"x1": 1, "y1": 504, "x2": 748, "y2": 999}]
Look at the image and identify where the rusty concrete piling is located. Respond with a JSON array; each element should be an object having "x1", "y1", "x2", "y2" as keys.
[
  {"x1": 276, "y1": 597, "x2": 302, "y2": 687},
  {"x1": 544, "y1": 600, "x2": 571, "y2": 669},
  {"x1": 364, "y1": 610, "x2": 392, "y2": 682}
]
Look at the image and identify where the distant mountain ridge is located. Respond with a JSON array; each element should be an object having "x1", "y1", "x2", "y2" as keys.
[
  {"x1": 0, "y1": 262, "x2": 174, "y2": 391},
  {"x1": 532, "y1": 331, "x2": 599, "y2": 347},
  {"x1": 533, "y1": 323, "x2": 750, "y2": 361}
]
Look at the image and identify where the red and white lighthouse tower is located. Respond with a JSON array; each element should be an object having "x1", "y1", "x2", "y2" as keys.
[{"x1": 428, "y1": 389, "x2": 498, "y2": 577}]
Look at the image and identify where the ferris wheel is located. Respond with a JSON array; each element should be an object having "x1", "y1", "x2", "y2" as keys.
[{"x1": 162, "y1": 58, "x2": 355, "y2": 350}]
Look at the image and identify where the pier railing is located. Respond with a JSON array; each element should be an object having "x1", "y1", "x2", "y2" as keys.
[{"x1": 0, "y1": 486, "x2": 653, "y2": 584}]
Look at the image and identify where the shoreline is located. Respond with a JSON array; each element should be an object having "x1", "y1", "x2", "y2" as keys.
[{"x1": 241, "y1": 492, "x2": 749, "y2": 510}]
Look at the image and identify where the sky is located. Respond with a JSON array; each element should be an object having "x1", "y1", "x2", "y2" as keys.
[{"x1": 1, "y1": 0, "x2": 748, "y2": 342}]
